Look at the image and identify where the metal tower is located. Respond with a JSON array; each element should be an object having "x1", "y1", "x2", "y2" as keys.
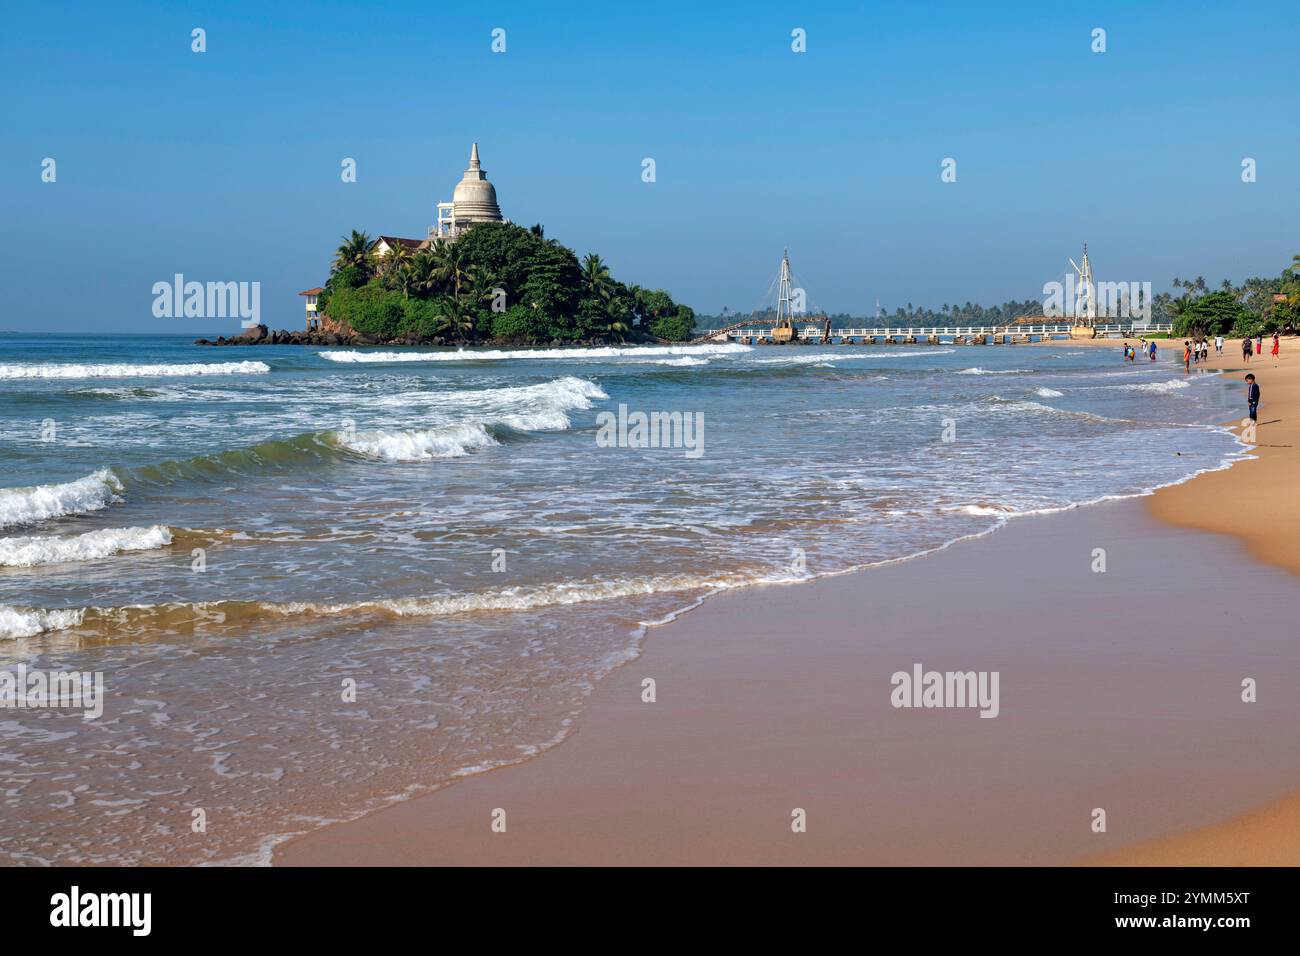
[
  {"x1": 775, "y1": 249, "x2": 795, "y2": 327},
  {"x1": 1068, "y1": 243, "x2": 1096, "y2": 324}
]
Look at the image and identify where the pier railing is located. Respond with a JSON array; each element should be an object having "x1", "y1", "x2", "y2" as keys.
[{"x1": 696, "y1": 322, "x2": 1174, "y2": 342}]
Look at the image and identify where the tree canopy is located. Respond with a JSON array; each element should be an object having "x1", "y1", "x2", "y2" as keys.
[{"x1": 317, "y1": 223, "x2": 696, "y2": 344}]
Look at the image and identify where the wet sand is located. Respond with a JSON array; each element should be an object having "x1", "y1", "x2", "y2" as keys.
[{"x1": 277, "y1": 498, "x2": 1300, "y2": 865}]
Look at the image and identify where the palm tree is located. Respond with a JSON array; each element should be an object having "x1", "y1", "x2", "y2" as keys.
[
  {"x1": 581, "y1": 253, "x2": 614, "y2": 302},
  {"x1": 434, "y1": 294, "x2": 475, "y2": 340},
  {"x1": 334, "y1": 230, "x2": 375, "y2": 275},
  {"x1": 602, "y1": 311, "x2": 633, "y2": 342},
  {"x1": 394, "y1": 261, "x2": 420, "y2": 299},
  {"x1": 465, "y1": 266, "x2": 500, "y2": 311},
  {"x1": 380, "y1": 240, "x2": 411, "y2": 276},
  {"x1": 433, "y1": 241, "x2": 472, "y2": 299},
  {"x1": 407, "y1": 249, "x2": 441, "y2": 298}
]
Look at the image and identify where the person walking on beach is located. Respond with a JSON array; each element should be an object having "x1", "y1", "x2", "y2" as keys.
[
  {"x1": 1184, "y1": 341, "x2": 1192, "y2": 371},
  {"x1": 1149, "y1": 339, "x2": 1157, "y2": 361},
  {"x1": 1216, "y1": 334, "x2": 1224, "y2": 356},
  {"x1": 1272, "y1": 332, "x2": 1280, "y2": 359},
  {"x1": 1246, "y1": 373, "x2": 1260, "y2": 426},
  {"x1": 1256, "y1": 334, "x2": 1264, "y2": 359},
  {"x1": 1243, "y1": 337, "x2": 1252, "y2": 362}
]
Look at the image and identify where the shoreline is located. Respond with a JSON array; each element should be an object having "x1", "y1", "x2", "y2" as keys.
[{"x1": 275, "y1": 337, "x2": 1300, "y2": 866}]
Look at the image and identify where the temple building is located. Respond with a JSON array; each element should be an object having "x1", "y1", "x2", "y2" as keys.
[
  {"x1": 308, "y1": 144, "x2": 506, "y2": 328},
  {"x1": 431, "y1": 142, "x2": 506, "y2": 241}
]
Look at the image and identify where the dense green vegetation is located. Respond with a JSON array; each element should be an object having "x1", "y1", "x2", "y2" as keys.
[
  {"x1": 317, "y1": 224, "x2": 696, "y2": 344},
  {"x1": 1167, "y1": 255, "x2": 1300, "y2": 337}
]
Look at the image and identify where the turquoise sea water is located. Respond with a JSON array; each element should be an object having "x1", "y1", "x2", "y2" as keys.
[{"x1": 0, "y1": 333, "x2": 1244, "y2": 864}]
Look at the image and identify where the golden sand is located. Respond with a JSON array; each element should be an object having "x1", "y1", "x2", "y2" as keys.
[{"x1": 1084, "y1": 334, "x2": 1299, "y2": 864}]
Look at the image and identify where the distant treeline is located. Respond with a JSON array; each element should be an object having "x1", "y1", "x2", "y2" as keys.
[
  {"x1": 696, "y1": 300, "x2": 1045, "y2": 328},
  {"x1": 695, "y1": 254, "x2": 1300, "y2": 336}
]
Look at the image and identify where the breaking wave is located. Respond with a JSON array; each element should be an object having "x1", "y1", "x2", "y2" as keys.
[
  {"x1": 0, "y1": 606, "x2": 86, "y2": 640},
  {"x1": 1111, "y1": 379, "x2": 1193, "y2": 394},
  {"x1": 318, "y1": 344, "x2": 749, "y2": 363},
  {"x1": 0, "y1": 361, "x2": 270, "y2": 380},
  {"x1": 0, "y1": 568, "x2": 806, "y2": 640},
  {"x1": 746, "y1": 349, "x2": 953, "y2": 365},
  {"x1": 0, "y1": 526, "x2": 172, "y2": 568},
  {"x1": 0, "y1": 470, "x2": 123, "y2": 530},
  {"x1": 337, "y1": 423, "x2": 500, "y2": 462}
]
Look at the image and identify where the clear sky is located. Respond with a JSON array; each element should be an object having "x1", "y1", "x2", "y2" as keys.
[{"x1": 3, "y1": 0, "x2": 1296, "y2": 332}]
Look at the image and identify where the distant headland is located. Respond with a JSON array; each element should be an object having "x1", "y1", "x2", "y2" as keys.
[{"x1": 198, "y1": 144, "x2": 695, "y2": 348}]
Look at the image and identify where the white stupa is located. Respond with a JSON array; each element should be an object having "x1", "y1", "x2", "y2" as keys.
[{"x1": 432, "y1": 143, "x2": 505, "y2": 240}]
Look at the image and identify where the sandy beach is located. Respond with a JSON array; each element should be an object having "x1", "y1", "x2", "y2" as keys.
[{"x1": 276, "y1": 336, "x2": 1299, "y2": 867}]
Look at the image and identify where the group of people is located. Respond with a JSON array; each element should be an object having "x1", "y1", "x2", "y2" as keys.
[
  {"x1": 1123, "y1": 332, "x2": 1282, "y2": 384},
  {"x1": 1125, "y1": 338, "x2": 1158, "y2": 362},
  {"x1": 1179, "y1": 338, "x2": 1215, "y2": 367},
  {"x1": 1124, "y1": 333, "x2": 1281, "y2": 438},
  {"x1": 1241, "y1": 332, "x2": 1280, "y2": 363}
]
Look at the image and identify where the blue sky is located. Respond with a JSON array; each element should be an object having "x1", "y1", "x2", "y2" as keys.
[{"x1": 3, "y1": 0, "x2": 1296, "y2": 332}]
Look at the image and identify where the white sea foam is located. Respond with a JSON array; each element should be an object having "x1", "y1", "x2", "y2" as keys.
[
  {"x1": 319, "y1": 344, "x2": 749, "y2": 363},
  {"x1": 621, "y1": 356, "x2": 711, "y2": 367},
  {"x1": 375, "y1": 375, "x2": 605, "y2": 414},
  {"x1": 943, "y1": 504, "x2": 1014, "y2": 517},
  {"x1": 336, "y1": 423, "x2": 499, "y2": 461},
  {"x1": 1113, "y1": 379, "x2": 1192, "y2": 394},
  {"x1": 0, "y1": 470, "x2": 123, "y2": 530},
  {"x1": 0, "y1": 526, "x2": 172, "y2": 568},
  {"x1": 747, "y1": 349, "x2": 953, "y2": 365},
  {"x1": 14, "y1": 568, "x2": 792, "y2": 641},
  {"x1": 1034, "y1": 387, "x2": 1065, "y2": 397},
  {"x1": 955, "y1": 367, "x2": 1031, "y2": 375},
  {"x1": 357, "y1": 377, "x2": 606, "y2": 449},
  {"x1": 279, "y1": 571, "x2": 758, "y2": 618},
  {"x1": 0, "y1": 605, "x2": 86, "y2": 640},
  {"x1": 0, "y1": 361, "x2": 270, "y2": 380}
]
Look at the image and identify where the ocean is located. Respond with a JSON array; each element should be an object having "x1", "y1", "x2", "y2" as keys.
[{"x1": 0, "y1": 333, "x2": 1245, "y2": 864}]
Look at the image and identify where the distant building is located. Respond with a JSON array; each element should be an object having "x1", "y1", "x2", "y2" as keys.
[
  {"x1": 372, "y1": 236, "x2": 428, "y2": 260},
  {"x1": 305, "y1": 144, "x2": 508, "y2": 319},
  {"x1": 431, "y1": 143, "x2": 507, "y2": 241},
  {"x1": 299, "y1": 288, "x2": 323, "y2": 331}
]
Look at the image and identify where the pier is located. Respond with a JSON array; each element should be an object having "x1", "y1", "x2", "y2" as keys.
[{"x1": 696, "y1": 322, "x2": 1174, "y2": 345}]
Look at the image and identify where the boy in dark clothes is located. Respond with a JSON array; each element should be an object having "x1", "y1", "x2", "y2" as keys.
[{"x1": 1245, "y1": 374, "x2": 1260, "y2": 423}]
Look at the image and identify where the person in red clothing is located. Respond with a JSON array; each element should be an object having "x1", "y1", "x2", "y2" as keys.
[{"x1": 1272, "y1": 332, "x2": 1280, "y2": 359}]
